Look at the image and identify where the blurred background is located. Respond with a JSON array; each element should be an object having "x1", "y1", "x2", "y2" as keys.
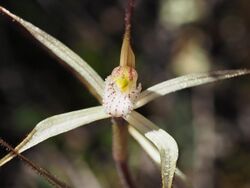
[{"x1": 0, "y1": 0, "x2": 250, "y2": 187}]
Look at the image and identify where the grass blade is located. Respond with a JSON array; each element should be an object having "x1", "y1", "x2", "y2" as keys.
[
  {"x1": 0, "y1": 6, "x2": 104, "y2": 101},
  {"x1": 0, "y1": 106, "x2": 109, "y2": 166},
  {"x1": 126, "y1": 111, "x2": 178, "y2": 188},
  {"x1": 135, "y1": 69, "x2": 250, "y2": 108}
]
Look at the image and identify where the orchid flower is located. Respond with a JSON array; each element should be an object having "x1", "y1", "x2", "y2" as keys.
[{"x1": 0, "y1": 5, "x2": 249, "y2": 188}]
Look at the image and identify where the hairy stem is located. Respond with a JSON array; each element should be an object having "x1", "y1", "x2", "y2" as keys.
[
  {"x1": 0, "y1": 139, "x2": 70, "y2": 188},
  {"x1": 112, "y1": 118, "x2": 136, "y2": 188},
  {"x1": 120, "y1": 0, "x2": 136, "y2": 68},
  {"x1": 125, "y1": 0, "x2": 135, "y2": 39}
]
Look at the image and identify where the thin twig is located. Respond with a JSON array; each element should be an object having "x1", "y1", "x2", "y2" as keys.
[{"x1": 0, "y1": 138, "x2": 71, "y2": 188}]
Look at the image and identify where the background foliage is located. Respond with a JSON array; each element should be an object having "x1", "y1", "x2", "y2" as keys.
[{"x1": 0, "y1": 0, "x2": 250, "y2": 187}]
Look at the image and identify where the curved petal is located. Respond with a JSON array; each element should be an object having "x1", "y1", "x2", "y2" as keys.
[
  {"x1": 0, "y1": 6, "x2": 104, "y2": 101},
  {"x1": 0, "y1": 106, "x2": 110, "y2": 166},
  {"x1": 128, "y1": 125, "x2": 188, "y2": 185},
  {"x1": 125, "y1": 111, "x2": 178, "y2": 188},
  {"x1": 135, "y1": 69, "x2": 250, "y2": 108},
  {"x1": 128, "y1": 125, "x2": 160, "y2": 163}
]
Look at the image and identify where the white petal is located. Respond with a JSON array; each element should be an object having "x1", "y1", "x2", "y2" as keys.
[
  {"x1": 0, "y1": 106, "x2": 110, "y2": 166},
  {"x1": 135, "y1": 69, "x2": 250, "y2": 108},
  {"x1": 0, "y1": 6, "x2": 104, "y2": 102},
  {"x1": 125, "y1": 111, "x2": 178, "y2": 188},
  {"x1": 129, "y1": 125, "x2": 188, "y2": 184}
]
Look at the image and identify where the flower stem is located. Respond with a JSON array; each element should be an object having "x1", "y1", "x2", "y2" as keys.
[
  {"x1": 125, "y1": 0, "x2": 135, "y2": 39},
  {"x1": 112, "y1": 118, "x2": 136, "y2": 188},
  {"x1": 120, "y1": 0, "x2": 136, "y2": 68}
]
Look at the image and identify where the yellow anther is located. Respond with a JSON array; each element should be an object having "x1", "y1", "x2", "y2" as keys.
[
  {"x1": 111, "y1": 66, "x2": 138, "y2": 93},
  {"x1": 115, "y1": 77, "x2": 129, "y2": 92}
]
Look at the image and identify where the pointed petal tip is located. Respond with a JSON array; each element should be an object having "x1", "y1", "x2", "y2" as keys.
[{"x1": 136, "y1": 69, "x2": 250, "y2": 108}]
